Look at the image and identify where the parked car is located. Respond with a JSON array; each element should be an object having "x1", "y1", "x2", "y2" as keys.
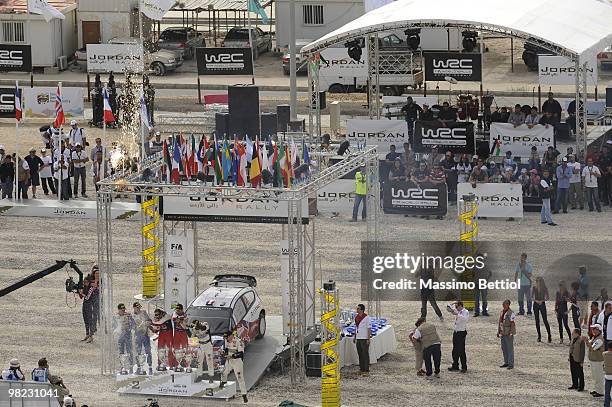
[
  {"x1": 222, "y1": 27, "x2": 272, "y2": 59},
  {"x1": 186, "y1": 274, "x2": 266, "y2": 345},
  {"x1": 598, "y1": 46, "x2": 612, "y2": 71},
  {"x1": 157, "y1": 26, "x2": 205, "y2": 60},
  {"x1": 281, "y1": 40, "x2": 312, "y2": 75}
]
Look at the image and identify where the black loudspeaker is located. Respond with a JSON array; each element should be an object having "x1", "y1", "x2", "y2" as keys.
[
  {"x1": 337, "y1": 140, "x2": 350, "y2": 156},
  {"x1": 277, "y1": 104, "x2": 290, "y2": 132},
  {"x1": 305, "y1": 352, "x2": 321, "y2": 377},
  {"x1": 228, "y1": 85, "x2": 259, "y2": 138},
  {"x1": 289, "y1": 119, "x2": 305, "y2": 132},
  {"x1": 215, "y1": 112, "x2": 230, "y2": 137},
  {"x1": 606, "y1": 87, "x2": 612, "y2": 108},
  {"x1": 311, "y1": 91, "x2": 327, "y2": 110},
  {"x1": 260, "y1": 112, "x2": 277, "y2": 139}
]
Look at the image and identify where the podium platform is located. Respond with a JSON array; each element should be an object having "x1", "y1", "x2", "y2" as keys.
[
  {"x1": 0, "y1": 198, "x2": 140, "y2": 220},
  {"x1": 116, "y1": 370, "x2": 237, "y2": 400}
]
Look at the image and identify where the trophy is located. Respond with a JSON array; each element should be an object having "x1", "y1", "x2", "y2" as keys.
[
  {"x1": 135, "y1": 353, "x2": 147, "y2": 375},
  {"x1": 157, "y1": 347, "x2": 168, "y2": 371},
  {"x1": 184, "y1": 347, "x2": 195, "y2": 373},
  {"x1": 119, "y1": 354, "x2": 130, "y2": 375},
  {"x1": 174, "y1": 348, "x2": 186, "y2": 372}
]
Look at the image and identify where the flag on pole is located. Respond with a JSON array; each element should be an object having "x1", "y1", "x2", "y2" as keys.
[
  {"x1": 15, "y1": 82, "x2": 22, "y2": 123},
  {"x1": 171, "y1": 137, "x2": 182, "y2": 184},
  {"x1": 245, "y1": 135, "x2": 254, "y2": 163},
  {"x1": 302, "y1": 139, "x2": 310, "y2": 165},
  {"x1": 163, "y1": 140, "x2": 172, "y2": 183},
  {"x1": 53, "y1": 85, "x2": 64, "y2": 129},
  {"x1": 222, "y1": 139, "x2": 232, "y2": 181},
  {"x1": 248, "y1": 0, "x2": 269, "y2": 24},
  {"x1": 28, "y1": 0, "x2": 65, "y2": 22},
  {"x1": 140, "y1": 95, "x2": 152, "y2": 131},
  {"x1": 261, "y1": 142, "x2": 269, "y2": 177},
  {"x1": 212, "y1": 135, "x2": 223, "y2": 183},
  {"x1": 197, "y1": 136, "x2": 209, "y2": 174},
  {"x1": 249, "y1": 138, "x2": 262, "y2": 187},
  {"x1": 102, "y1": 87, "x2": 115, "y2": 124},
  {"x1": 140, "y1": 0, "x2": 176, "y2": 21},
  {"x1": 237, "y1": 142, "x2": 248, "y2": 186}
]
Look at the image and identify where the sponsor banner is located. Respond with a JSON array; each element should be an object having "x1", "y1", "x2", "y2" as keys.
[
  {"x1": 23, "y1": 87, "x2": 84, "y2": 119},
  {"x1": 196, "y1": 47, "x2": 253, "y2": 75},
  {"x1": 346, "y1": 119, "x2": 408, "y2": 156},
  {"x1": 280, "y1": 240, "x2": 314, "y2": 335},
  {"x1": 117, "y1": 370, "x2": 237, "y2": 398},
  {"x1": 424, "y1": 52, "x2": 482, "y2": 82},
  {"x1": 382, "y1": 180, "x2": 448, "y2": 216},
  {"x1": 162, "y1": 196, "x2": 309, "y2": 224},
  {"x1": 538, "y1": 55, "x2": 597, "y2": 86},
  {"x1": 0, "y1": 199, "x2": 139, "y2": 220},
  {"x1": 319, "y1": 48, "x2": 368, "y2": 78},
  {"x1": 457, "y1": 183, "x2": 523, "y2": 218},
  {"x1": 412, "y1": 120, "x2": 475, "y2": 154},
  {"x1": 140, "y1": 0, "x2": 175, "y2": 21},
  {"x1": 317, "y1": 179, "x2": 355, "y2": 213},
  {"x1": 0, "y1": 44, "x2": 32, "y2": 72},
  {"x1": 164, "y1": 229, "x2": 196, "y2": 312},
  {"x1": 0, "y1": 88, "x2": 15, "y2": 118},
  {"x1": 86, "y1": 44, "x2": 144, "y2": 73},
  {"x1": 489, "y1": 123, "x2": 555, "y2": 157}
]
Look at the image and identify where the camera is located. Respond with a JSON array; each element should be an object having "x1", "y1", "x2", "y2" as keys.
[
  {"x1": 65, "y1": 276, "x2": 80, "y2": 293},
  {"x1": 143, "y1": 399, "x2": 159, "y2": 407}
]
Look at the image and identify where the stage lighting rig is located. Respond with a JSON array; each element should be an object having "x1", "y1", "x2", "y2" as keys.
[
  {"x1": 462, "y1": 30, "x2": 478, "y2": 52},
  {"x1": 345, "y1": 39, "x2": 362, "y2": 62},
  {"x1": 404, "y1": 28, "x2": 421, "y2": 51}
]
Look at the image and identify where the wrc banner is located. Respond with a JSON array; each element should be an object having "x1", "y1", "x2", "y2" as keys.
[
  {"x1": 346, "y1": 119, "x2": 409, "y2": 156},
  {"x1": 412, "y1": 120, "x2": 475, "y2": 154},
  {"x1": 382, "y1": 180, "x2": 448, "y2": 216},
  {"x1": 457, "y1": 182, "x2": 523, "y2": 218},
  {"x1": 489, "y1": 123, "x2": 555, "y2": 158}
]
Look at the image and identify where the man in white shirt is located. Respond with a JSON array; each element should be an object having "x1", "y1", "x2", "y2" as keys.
[
  {"x1": 353, "y1": 303, "x2": 371, "y2": 375},
  {"x1": 447, "y1": 301, "x2": 469, "y2": 372},
  {"x1": 71, "y1": 143, "x2": 89, "y2": 198},
  {"x1": 567, "y1": 155, "x2": 583, "y2": 210},
  {"x1": 582, "y1": 157, "x2": 602, "y2": 212},
  {"x1": 92, "y1": 150, "x2": 109, "y2": 191},
  {"x1": 54, "y1": 156, "x2": 70, "y2": 200},
  {"x1": 598, "y1": 302, "x2": 612, "y2": 351},
  {"x1": 39, "y1": 149, "x2": 56, "y2": 196},
  {"x1": 68, "y1": 120, "x2": 86, "y2": 149}
]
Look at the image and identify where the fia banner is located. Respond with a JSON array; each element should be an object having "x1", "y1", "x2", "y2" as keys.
[
  {"x1": 317, "y1": 179, "x2": 355, "y2": 213},
  {"x1": 457, "y1": 183, "x2": 523, "y2": 218},
  {"x1": 489, "y1": 123, "x2": 555, "y2": 157},
  {"x1": 23, "y1": 87, "x2": 84, "y2": 118},
  {"x1": 346, "y1": 119, "x2": 409, "y2": 156},
  {"x1": 424, "y1": 52, "x2": 482, "y2": 82},
  {"x1": 0, "y1": 88, "x2": 15, "y2": 118},
  {"x1": 196, "y1": 47, "x2": 253, "y2": 75},
  {"x1": 162, "y1": 195, "x2": 309, "y2": 224},
  {"x1": 538, "y1": 56, "x2": 598, "y2": 86},
  {"x1": 0, "y1": 44, "x2": 32, "y2": 72},
  {"x1": 86, "y1": 44, "x2": 144, "y2": 73},
  {"x1": 280, "y1": 240, "x2": 315, "y2": 335},
  {"x1": 383, "y1": 180, "x2": 448, "y2": 216},
  {"x1": 164, "y1": 229, "x2": 197, "y2": 312},
  {"x1": 412, "y1": 120, "x2": 475, "y2": 154}
]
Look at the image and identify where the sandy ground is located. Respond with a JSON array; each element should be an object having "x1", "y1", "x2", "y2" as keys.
[{"x1": 1, "y1": 123, "x2": 612, "y2": 407}]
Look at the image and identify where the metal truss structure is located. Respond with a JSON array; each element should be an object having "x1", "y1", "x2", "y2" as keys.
[
  {"x1": 304, "y1": 21, "x2": 590, "y2": 155},
  {"x1": 96, "y1": 147, "x2": 380, "y2": 384}
]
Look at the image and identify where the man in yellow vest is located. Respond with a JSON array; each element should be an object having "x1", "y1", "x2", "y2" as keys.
[{"x1": 351, "y1": 165, "x2": 367, "y2": 222}]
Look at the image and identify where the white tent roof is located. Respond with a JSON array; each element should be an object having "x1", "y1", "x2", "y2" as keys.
[{"x1": 302, "y1": 0, "x2": 612, "y2": 60}]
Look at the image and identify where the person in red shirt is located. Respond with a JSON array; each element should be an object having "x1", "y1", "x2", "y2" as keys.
[
  {"x1": 150, "y1": 309, "x2": 174, "y2": 369},
  {"x1": 172, "y1": 304, "x2": 190, "y2": 368}
]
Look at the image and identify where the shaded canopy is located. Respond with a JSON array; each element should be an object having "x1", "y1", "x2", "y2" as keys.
[{"x1": 302, "y1": 0, "x2": 612, "y2": 61}]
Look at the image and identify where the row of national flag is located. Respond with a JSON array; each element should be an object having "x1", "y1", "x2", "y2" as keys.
[{"x1": 162, "y1": 135, "x2": 310, "y2": 187}]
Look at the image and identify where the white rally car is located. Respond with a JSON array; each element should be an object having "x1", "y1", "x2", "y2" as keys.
[{"x1": 186, "y1": 274, "x2": 266, "y2": 344}]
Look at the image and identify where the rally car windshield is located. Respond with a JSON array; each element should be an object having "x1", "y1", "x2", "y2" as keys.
[{"x1": 186, "y1": 306, "x2": 233, "y2": 335}]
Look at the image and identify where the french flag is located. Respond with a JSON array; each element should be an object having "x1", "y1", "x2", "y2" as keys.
[
  {"x1": 52, "y1": 85, "x2": 64, "y2": 128},
  {"x1": 171, "y1": 137, "x2": 182, "y2": 184},
  {"x1": 102, "y1": 87, "x2": 115, "y2": 124},
  {"x1": 15, "y1": 82, "x2": 22, "y2": 122}
]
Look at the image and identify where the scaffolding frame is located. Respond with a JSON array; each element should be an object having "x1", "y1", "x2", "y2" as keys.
[{"x1": 96, "y1": 147, "x2": 380, "y2": 384}]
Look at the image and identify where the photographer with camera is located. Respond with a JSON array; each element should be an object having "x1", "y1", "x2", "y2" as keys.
[
  {"x1": 582, "y1": 157, "x2": 602, "y2": 213},
  {"x1": 79, "y1": 275, "x2": 96, "y2": 343}
]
